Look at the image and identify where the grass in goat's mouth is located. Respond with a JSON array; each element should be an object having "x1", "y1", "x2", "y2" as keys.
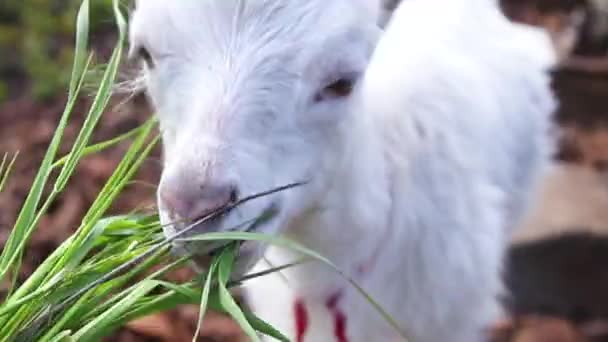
[{"x1": 178, "y1": 201, "x2": 282, "y2": 258}]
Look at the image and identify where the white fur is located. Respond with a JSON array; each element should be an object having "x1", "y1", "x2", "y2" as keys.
[{"x1": 130, "y1": 0, "x2": 556, "y2": 341}]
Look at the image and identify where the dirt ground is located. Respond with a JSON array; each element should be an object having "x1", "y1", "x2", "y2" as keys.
[{"x1": 1, "y1": 1, "x2": 608, "y2": 341}]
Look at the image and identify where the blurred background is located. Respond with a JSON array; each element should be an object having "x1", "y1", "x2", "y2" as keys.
[{"x1": 0, "y1": 0, "x2": 608, "y2": 341}]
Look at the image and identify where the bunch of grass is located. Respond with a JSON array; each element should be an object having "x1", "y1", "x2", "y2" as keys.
[{"x1": 0, "y1": 1, "x2": 407, "y2": 341}]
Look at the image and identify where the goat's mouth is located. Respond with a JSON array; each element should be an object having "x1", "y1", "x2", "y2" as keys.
[
  {"x1": 165, "y1": 181, "x2": 307, "y2": 270},
  {"x1": 171, "y1": 202, "x2": 281, "y2": 259}
]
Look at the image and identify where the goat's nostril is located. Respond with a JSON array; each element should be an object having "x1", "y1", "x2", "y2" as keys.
[{"x1": 229, "y1": 187, "x2": 239, "y2": 204}]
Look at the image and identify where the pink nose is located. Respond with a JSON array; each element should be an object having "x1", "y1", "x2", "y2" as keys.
[{"x1": 159, "y1": 182, "x2": 238, "y2": 221}]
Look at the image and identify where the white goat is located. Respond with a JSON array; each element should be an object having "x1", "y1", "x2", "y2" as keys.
[{"x1": 129, "y1": 0, "x2": 556, "y2": 341}]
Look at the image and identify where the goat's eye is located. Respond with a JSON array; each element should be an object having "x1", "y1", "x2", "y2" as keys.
[
  {"x1": 316, "y1": 77, "x2": 355, "y2": 102},
  {"x1": 137, "y1": 47, "x2": 155, "y2": 68}
]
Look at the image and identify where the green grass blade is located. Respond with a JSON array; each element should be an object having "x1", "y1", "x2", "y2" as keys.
[
  {"x1": 217, "y1": 244, "x2": 238, "y2": 285},
  {"x1": 69, "y1": 0, "x2": 90, "y2": 98},
  {"x1": 53, "y1": 7, "x2": 127, "y2": 192},
  {"x1": 193, "y1": 259, "x2": 219, "y2": 342},
  {"x1": 0, "y1": 153, "x2": 7, "y2": 183},
  {"x1": 0, "y1": 152, "x2": 17, "y2": 193},
  {"x1": 5, "y1": 248, "x2": 23, "y2": 298},
  {"x1": 217, "y1": 283, "x2": 260, "y2": 342},
  {"x1": 51, "y1": 123, "x2": 147, "y2": 169},
  {"x1": 179, "y1": 232, "x2": 332, "y2": 267},
  {"x1": 216, "y1": 246, "x2": 260, "y2": 342},
  {"x1": 244, "y1": 311, "x2": 290, "y2": 342}
]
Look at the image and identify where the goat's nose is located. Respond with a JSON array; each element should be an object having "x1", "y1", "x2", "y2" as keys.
[{"x1": 159, "y1": 182, "x2": 238, "y2": 221}]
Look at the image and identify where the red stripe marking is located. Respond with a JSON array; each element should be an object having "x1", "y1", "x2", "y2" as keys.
[
  {"x1": 332, "y1": 310, "x2": 348, "y2": 342},
  {"x1": 326, "y1": 292, "x2": 349, "y2": 342},
  {"x1": 294, "y1": 299, "x2": 309, "y2": 342}
]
